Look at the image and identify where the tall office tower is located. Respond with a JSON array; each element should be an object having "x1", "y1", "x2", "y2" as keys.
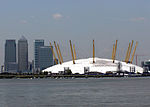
[
  {"x1": 4, "y1": 40, "x2": 17, "y2": 72},
  {"x1": 34, "y1": 40, "x2": 44, "y2": 70},
  {"x1": 39, "y1": 46, "x2": 53, "y2": 70},
  {"x1": 1, "y1": 65, "x2": 4, "y2": 73},
  {"x1": 18, "y1": 36, "x2": 28, "y2": 72}
]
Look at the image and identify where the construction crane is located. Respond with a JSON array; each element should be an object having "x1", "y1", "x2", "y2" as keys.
[
  {"x1": 130, "y1": 41, "x2": 138, "y2": 64},
  {"x1": 113, "y1": 40, "x2": 118, "y2": 63},
  {"x1": 69, "y1": 40, "x2": 75, "y2": 64},
  {"x1": 125, "y1": 43, "x2": 130, "y2": 63},
  {"x1": 49, "y1": 42, "x2": 58, "y2": 65},
  {"x1": 57, "y1": 43, "x2": 63, "y2": 63},
  {"x1": 93, "y1": 40, "x2": 95, "y2": 63},
  {"x1": 54, "y1": 41, "x2": 62, "y2": 64},
  {"x1": 73, "y1": 44, "x2": 77, "y2": 60},
  {"x1": 126, "y1": 40, "x2": 134, "y2": 63}
]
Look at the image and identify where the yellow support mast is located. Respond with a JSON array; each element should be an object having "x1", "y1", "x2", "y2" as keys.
[
  {"x1": 50, "y1": 42, "x2": 58, "y2": 65},
  {"x1": 130, "y1": 42, "x2": 138, "y2": 64},
  {"x1": 113, "y1": 40, "x2": 118, "y2": 63},
  {"x1": 126, "y1": 40, "x2": 134, "y2": 63},
  {"x1": 54, "y1": 41, "x2": 62, "y2": 64},
  {"x1": 93, "y1": 40, "x2": 95, "y2": 63},
  {"x1": 57, "y1": 43, "x2": 63, "y2": 63},
  {"x1": 125, "y1": 43, "x2": 131, "y2": 63},
  {"x1": 73, "y1": 44, "x2": 77, "y2": 60},
  {"x1": 112, "y1": 44, "x2": 115, "y2": 60},
  {"x1": 69, "y1": 40, "x2": 75, "y2": 64}
]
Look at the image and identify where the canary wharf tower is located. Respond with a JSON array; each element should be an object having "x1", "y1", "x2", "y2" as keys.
[
  {"x1": 18, "y1": 36, "x2": 28, "y2": 72},
  {"x1": 4, "y1": 40, "x2": 17, "y2": 71}
]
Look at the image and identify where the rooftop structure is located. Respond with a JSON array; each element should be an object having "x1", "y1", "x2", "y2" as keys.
[
  {"x1": 43, "y1": 40, "x2": 142, "y2": 74},
  {"x1": 43, "y1": 57, "x2": 143, "y2": 74}
]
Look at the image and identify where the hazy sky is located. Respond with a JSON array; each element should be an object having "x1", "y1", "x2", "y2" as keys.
[{"x1": 0, "y1": 0, "x2": 150, "y2": 66}]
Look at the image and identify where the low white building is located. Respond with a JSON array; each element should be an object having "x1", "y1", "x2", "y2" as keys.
[{"x1": 42, "y1": 57, "x2": 143, "y2": 74}]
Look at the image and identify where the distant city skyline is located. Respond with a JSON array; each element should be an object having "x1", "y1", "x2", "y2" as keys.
[{"x1": 0, "y1": 0, "x2": 150, "y2": 66}]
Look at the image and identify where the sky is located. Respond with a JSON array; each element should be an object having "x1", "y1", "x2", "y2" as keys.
[{"x1": 0, "y1": 0, "x2": 150, "y2": 66}]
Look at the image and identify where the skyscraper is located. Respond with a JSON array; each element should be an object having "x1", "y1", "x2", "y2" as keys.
[
  {"x1": 18, "y1": 36, "x2": 28, "y2": 72},
  {"x1": 4, "y1": 40, "x2": 17, "y2": 72},
  {"x1": 39, "y1": 46, "x2": 53, "y2": 70},
  {"x1": 34, "y1": 39, "x2": 44, "y2": 70}
]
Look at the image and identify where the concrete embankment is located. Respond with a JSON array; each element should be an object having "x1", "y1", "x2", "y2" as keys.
[{"x1": 0, "y1": 74, "x2": 149, "y2": 79}]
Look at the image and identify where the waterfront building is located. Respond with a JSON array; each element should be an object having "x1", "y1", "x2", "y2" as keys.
[
  {"x1": 4, "y1": 40, "x2": 17, "y2": 72},
  {"x1": 141, "y1": 60, "x2": 150, "y2": 72},
  {"x1": 18, "y1": 36, "x2": 28, "y2": 72},
  {"x1": 28, "y1": 61, "x2": 33, "y2": 73},
  {"x1": 1, "y1": 65, "x2": 4, "y2": 73},
  {"x1": 6, "y1": 62, "x2": 18, "y2": 73},
  {"x1": 43, "y1": 58, "x2": 143, "y2": 74},
  {"x1": 34, "y1": 40, "x2": 44, "y2": 71},
  {"x1": 39, "y1": 46, "x2": 53, "y2": 70},
  {"x1": 31, "y1": 60, "x2": 34, "y2": 73}
]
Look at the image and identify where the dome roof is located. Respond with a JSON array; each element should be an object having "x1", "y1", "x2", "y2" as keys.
[{"x1": 43, "y1": 57, "x2": 143, "y2": 74}]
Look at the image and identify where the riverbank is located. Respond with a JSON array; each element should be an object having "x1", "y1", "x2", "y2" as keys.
[{"x1": 0, "y1": 73, "x2": 150, "y2": 79}]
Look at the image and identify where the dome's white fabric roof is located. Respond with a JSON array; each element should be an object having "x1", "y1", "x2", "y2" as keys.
[{"x1": 42, "y1": 57, "x2": 143, "y2": 74}]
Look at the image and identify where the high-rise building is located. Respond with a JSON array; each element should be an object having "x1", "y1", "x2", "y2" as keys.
[
  {"x1": 18, "y1": 36, "x2": 28, "y2": 72},
  {"x1": 4, "y1": 40, "x2": 17, "y2": 72},
  {"x1": 1, "y1": 65, "x2": 4, "y2": 73},
  {"x1": 39, "y1": 46, "x2": 53, "y2": 70},
  {"x1": 34, "y1": 40, "x2": 44, "y2": 70}
]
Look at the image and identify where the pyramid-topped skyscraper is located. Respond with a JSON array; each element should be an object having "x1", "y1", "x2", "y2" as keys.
[{"x1": 18, "y1": 36, "x2": 28, "y2": 72}]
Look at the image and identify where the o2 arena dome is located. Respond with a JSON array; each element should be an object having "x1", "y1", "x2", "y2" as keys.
[
  {"x1": 42, "y1": 57, "x2": 143, "y2": 74},
  {"x1": 42, "y1": 40, "x2": 143, "y2": 74}
]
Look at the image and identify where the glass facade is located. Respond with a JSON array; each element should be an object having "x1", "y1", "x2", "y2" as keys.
[
  {"x1": 18, "y1": 36, "x2": 28, "y2": 72},
  {"x1": 4, "y1": 40, "x2": 17, "y2": 72},
  {"x1": 34, "y1": 40, "x2": 44, "y2": 70},
  {"x1": 39, "y1": 46, "x2": 53, "y2": 70}
]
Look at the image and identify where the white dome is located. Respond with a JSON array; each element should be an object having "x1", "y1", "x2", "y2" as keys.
[{"x1": 42, "y1": 57, "x2": 143, "y2": 74}]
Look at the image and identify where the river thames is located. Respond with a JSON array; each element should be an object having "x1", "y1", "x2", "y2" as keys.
[{"x1": 0, "y1": 77, "x2": 150, "y2": 107}]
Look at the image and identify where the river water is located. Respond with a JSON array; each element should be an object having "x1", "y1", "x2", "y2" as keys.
[{"x1": 0, "y1": 77, "x2": 150, "y2": 107}]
